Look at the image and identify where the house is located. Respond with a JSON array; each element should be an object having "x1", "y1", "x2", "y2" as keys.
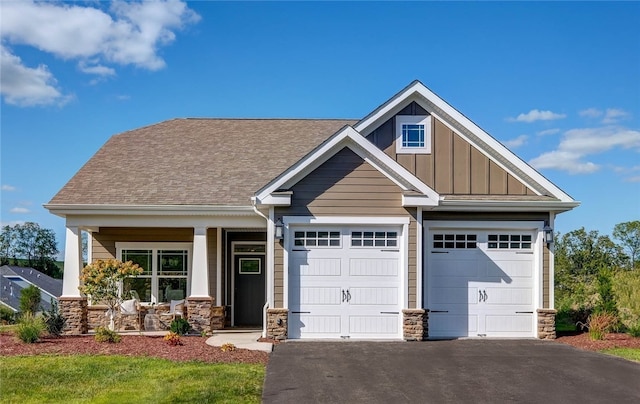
[
  {"x1": 46, "y1": 81, "x2": 578, "y2": 340},
  {"x1": 0, "y1": 265, "x2": 63, "y2": 313}
]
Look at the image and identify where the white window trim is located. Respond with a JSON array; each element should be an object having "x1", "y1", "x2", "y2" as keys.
[
  {"x1": 116, "y1": 242, "x2": 192, "y2": 304},
  {"x1": 396, "y1": 115, "x2": 432, "y2": 154}
]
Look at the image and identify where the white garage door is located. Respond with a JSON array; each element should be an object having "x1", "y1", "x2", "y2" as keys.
[
  {"x1": 288, "y1": 227, "x2": 402, "y2": 339},
  {"x1": 426, "y1": 224, "x2": 538, "y2": 338}
]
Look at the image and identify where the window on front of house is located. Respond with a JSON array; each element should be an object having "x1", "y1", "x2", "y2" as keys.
[
  {"x1": 119, "y1": 243, "x2": 191, "y2": 304},
  {"x1": 396, "y1": 115, "x2": 432, "y2": 154}
]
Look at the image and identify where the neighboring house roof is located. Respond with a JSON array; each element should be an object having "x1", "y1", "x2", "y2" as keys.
[
  {"x1": 0, "y1": 266, "x2": 62, "y2": 312},
  {"x1": 48, "y1": 119, "x2": 355, "y2": 207}
]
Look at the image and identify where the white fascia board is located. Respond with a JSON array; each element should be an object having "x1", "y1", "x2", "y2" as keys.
[
  {"x1": 255, "y1": 125, "x2": 439, "y2": 205},
  {"x1": 436, "y1": 199, "x2": 580, "y2": 213},
  {"x1": 258, "y1": 194, "x2": 292, "y2": 206},
  {"x1": 44, "y1": 204, "x2": 256, "y2": 218},
  {"x1": 284, "y1": 216, "x2": 410, "y2": 226},
  {"x1": 354, "y1": 81, "x2": 577, "y2": 204},
  {"x1": 402, "y1": 194, "x2": 439, "y2": 207},
  {"x1": 64, "y1": 214, "x2": 266, "y2": 229},
  {"x1": 425, "y1": 220, "x2": 544, "y2": 231}
]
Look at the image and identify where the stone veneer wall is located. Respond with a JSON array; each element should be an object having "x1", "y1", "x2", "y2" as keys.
[
  {"x1": 267, "y1": 308, "x2": 288, "y2": 340},
  {"x1": 59, "y1": 297, "x2": 88, "y2": 335},
  {"x1": 537, "y1": 309, "x2": 557, "y2": 340},
  {"x1": 186, "y1": 297, "x2": 213, "y2": 333},
  {"x1": 403, "y1": 309, "x2": 428, "y2": 341},
  {"x1": 211, "y1": 306, "x2": 225, "y2": 330}
]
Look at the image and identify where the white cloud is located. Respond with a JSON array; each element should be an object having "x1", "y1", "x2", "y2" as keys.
[
  {"x1": 508, "y1": 109, "x2": 566, "y2": 123},
  {"x1": 503, "y1": 135, "x2": 528, "y2": 148},
  {"x1": 602, "y1": 108, "x2": 630, "y2": 124},
  {"x1": 579, "y1": 108, "x2": 602, "y2": 118},
  {"x1": 0, "y1": 0, "x2": 199, "y2": 106},
  {"x1": 536, "y1": 128, "x2": 560, "y2": 136},
  {"x1": 0, "y1": 45, "x2": 71, "y2": 106},
  {"x1": 530, "y1": 126, "x2": 640, "y2": 174},
  {"x1": 9, "y1": 207, "x2": 30, "y2": 214},
  {"x1": 1, "y1": 185, "x2": 17, "y2": 191},
  {"x1": 624, "y1": 176, "x2": 640, "y2": 183}
]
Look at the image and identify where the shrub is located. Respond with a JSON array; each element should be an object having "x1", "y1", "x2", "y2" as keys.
[
  {"x1": 612, "y1": 270, "x2": 640, "y2": 330},
  {"x1": 0, "y1": 305, "x2": 16, "y2": 324},
  {"x1": 164, "y1": 332, "x2": 182, "y2": 346},
  {"x1": 94, "y1": 326, "x2": 121, "y2": 343},
  {"x1": 42, "y1": 299, "x2": 66, "y2": 337},
  {"x1": 628, "y1": 323, "x2": 640, "y2": 338},
  {"x1": 587, "y1": 312, "x2": 618, "y2": 340},
  {"x1": 595, "y1": 267, "x2": 617, "y2": 315},
  {"x1": 15, "y1": 312, "x2": 45, "y2": 343},
  {"x1": 170, "y1": 318, "x2": 190, "y2": 335},
  {"x1": 19, "y1": 285, "x2": 41, "y2": 314}
]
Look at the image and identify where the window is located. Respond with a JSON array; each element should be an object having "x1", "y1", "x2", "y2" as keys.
[
  {"x1": 396, "y1": 115, "x2": 432, "y2": 154},
  {"x1": 118, "y1": 243, "x2": 191, "y2": 303},
  {"x1": 488, "y1": 234, "x2": 532, "y2": 250},
  {"x1": 433, "y1": 234, "x2": 477, "y2": 249},
  {"x1": 351, "y1": 231, "x2": 398, "y2": 247},
  {"x1": 294, "y1": 231, "x2": 341, "y2": 248}
]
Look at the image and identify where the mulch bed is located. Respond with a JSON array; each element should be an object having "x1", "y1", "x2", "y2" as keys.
[
  {"x1": 0, "y1": 332, "x2": 269, "y2": 364},
  {"x1": 556, "y1": 332, "x2": 640, "y2": 351}
]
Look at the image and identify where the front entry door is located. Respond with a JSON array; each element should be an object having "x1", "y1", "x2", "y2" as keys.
[{"x1": 233, "y1": 244, "x2": 266, "y2": 326}]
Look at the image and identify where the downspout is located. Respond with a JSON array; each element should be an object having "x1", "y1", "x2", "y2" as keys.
[{"x1": 251, "y1": 197, "x2": 271, "y2": 338}]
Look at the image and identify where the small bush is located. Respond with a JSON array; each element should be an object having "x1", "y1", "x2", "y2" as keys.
[
  {"x1": 0, "y1": 305, "x2": 16, "y2": 324},
  {"x1": 588, "y1": 312, "x2": 618, "y2": 340},
  {"x1": 170, "y1": 318, "x2": 190, "y2": 335},
  {"x1": 164, "y1": 332, "x2": 182, "y2": 346},
  {"x1": 19, "y1": 285, "x2": 41, "y2": 314},
  {"x1": 42, "y1": 299, "x2": 66, "y2": 337},
  {"x1": 94, "y1": 326, "x2": 121, "y2": 343},
  {"x1": 220, "y1": 343, "x2": 236, "y2": 352},
  {"x1": 628, "y1": 323, "x2": 640, "y2": 338},
  {"x1": 15, "y1": 312, "x2": 45, "y2": 343}
]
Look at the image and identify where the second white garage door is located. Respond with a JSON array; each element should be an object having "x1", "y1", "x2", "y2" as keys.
[
  {"x1": 426, "y1": 223, "x2": 539, "y2": 339},
  {"x1": 288, "y1": 227, "x2": 402, "y2": 339}
]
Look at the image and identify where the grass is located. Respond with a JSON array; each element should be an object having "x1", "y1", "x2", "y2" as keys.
[
  {"x1": 601, "y1": 348, "x2": 640, "y2": 362},
  {"x1": 1, "y1": 355, "x2": 265, "y2": 403}
]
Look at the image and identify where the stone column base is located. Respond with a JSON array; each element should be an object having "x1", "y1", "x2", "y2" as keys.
[
  {"x1": 403, "y1": 309, "x2": 428, "y2": 341},
  {"x1": 267, "y1": 308, "x2": 288, "y2": 340},
  {"x1": 211, "y1": 306, "x2": 225, "y2": 330},
  {"x1": 186, "y1": 297, "x2": 213, "y2": 333},
  {"x1": 537, "y1": 309, "x2": 557, "y2": 340},
  {"x1": 59, "y1": 297, "x2": 88, "y2": 335}
]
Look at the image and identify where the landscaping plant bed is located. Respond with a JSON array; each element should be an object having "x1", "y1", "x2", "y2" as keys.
[
  {"x1": 0, "y1": 332, "x2": 269, "y2": 364},
  {"x1": 556, "y1": 332, "x2": 640, "y2": 351}
]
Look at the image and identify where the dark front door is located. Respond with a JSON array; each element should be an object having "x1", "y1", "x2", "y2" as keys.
[{"x1": 234, "y1": 253, "x2": 266, "y2": 326}]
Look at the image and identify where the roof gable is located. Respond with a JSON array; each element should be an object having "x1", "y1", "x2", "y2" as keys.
[{"x1": 355, "y1": 81, "x2": 576, "y2": 204}]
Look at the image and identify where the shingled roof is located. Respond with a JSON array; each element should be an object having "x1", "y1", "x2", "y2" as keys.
[{"x1": 49, "y1": 119, "x2": 355, "y2": 206}]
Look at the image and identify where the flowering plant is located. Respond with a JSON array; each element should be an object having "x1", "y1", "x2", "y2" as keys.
[{"x1": 79, "y1": 259, "x2": 143, "y2": 330}]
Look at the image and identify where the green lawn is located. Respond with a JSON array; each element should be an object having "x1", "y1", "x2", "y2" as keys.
[
  {"x1": 1, "y1": 355, "x2": 264, "y2": 403},
  {"x1": 601, "y1": 348, "x2": 640, "y2": 362}
]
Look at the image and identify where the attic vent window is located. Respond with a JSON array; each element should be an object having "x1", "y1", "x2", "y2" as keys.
[{"x1": 396, "y1": 115, "x2": 432, "y2": 154}]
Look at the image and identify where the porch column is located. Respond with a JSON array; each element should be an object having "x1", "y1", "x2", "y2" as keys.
[
  {"x1": 190, "y1": 226, "x2": 209, "y2": 297},
  {"x1": 62, "y1": 226, "x2": 83, "y2": 297}
]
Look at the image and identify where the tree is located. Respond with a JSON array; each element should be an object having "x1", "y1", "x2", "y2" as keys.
[
  {"x1": 79, "y1": 259, "x2": 143, "y2": 330},
  {"x1": 613, "y1": 220, "x2": 640, "y2": 269},
  {"x1": 0, "y1": 223, "x2": 60, "y2": 277},
  {"x1": 19, "y1": 285, "x2": 42, "y2": 314}
]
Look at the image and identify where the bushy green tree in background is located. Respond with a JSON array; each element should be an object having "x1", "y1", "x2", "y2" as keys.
[{"x1": 19, "y1": 285, "x2": 41, "y2": 315}]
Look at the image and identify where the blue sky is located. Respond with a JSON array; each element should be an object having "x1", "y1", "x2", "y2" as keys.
[{"x1": 1, "y1": 1, "x2": 639, "y2": 256}]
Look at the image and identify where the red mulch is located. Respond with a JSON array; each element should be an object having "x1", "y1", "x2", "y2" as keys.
[
  {"x1": 0, "y1": 332, "x2": 269, "y2": 364},
  {"x1": 556, "y1": 332, "x2": 640, "y2": 351}
]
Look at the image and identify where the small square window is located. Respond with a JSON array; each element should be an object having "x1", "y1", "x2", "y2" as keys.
[{"x1": 396, "y1": 115, "x2": 432, "y2": 154}]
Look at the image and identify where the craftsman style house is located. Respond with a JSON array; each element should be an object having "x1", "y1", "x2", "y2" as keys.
[{"x1": 46, "y1": 81, "x2": 578, "y2": 339}]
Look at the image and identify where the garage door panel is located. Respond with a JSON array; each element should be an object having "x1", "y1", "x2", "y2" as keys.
[
  {"x1": 430, "y1": 258, "x2": 480, "y2": 278},
  {"x1": 294, "y1": 258, "x2": 342, "y2": 276},
  {"x1": 349, "y1": 287, "x2": 398, "y2": 306},
  {"x1": 484, "y1": 287, "x2": 532, "y2": 306},
  {"x1": 430, "y1": 287, "x2": 478, "y2": 305},
  {"x1": 429, "y1": 314, "x2": 478, "y2": 337},
  {"x1": 349, "y1": 315, "x2": 399, "y2": 336},
  {"x1": 349, "y1": 258, "x2": 398, "y2": 276},
  {"x1": 289, "y1": 314, "x2": 341, "y2": 338},
  {"x1": 300, "y1": 287, "x2": 342, "y2": 305},
  {"x1": 485, "y1": 314, "x2": 533, "y2": 333},
  {"x1": 484, "y1": 259, "x2": 533, "y2": 278}
]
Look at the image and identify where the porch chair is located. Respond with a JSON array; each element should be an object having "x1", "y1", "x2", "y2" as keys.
[
  {"x1": 168, "y1": 299, "x2": 185, "y2": 321},
  {"x1": 119, "y1": 298, "x2": 142, "y2": 330}
]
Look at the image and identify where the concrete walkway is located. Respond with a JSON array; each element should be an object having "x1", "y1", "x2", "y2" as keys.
[{"x1": 206, "y1": 330, "x2": 273, "y2": 352}]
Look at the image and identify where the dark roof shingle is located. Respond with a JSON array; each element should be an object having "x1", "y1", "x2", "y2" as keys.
[{"x1": 49, "y1": 119, "x2": 355, "y2": 206}]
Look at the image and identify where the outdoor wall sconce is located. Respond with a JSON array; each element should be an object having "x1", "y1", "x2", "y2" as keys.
[
  {"x1": 275, "y1": 218, "x2": 284, "y2": 240},
  {"x1": 543, "y1": 223, "x2": 554, "y2": 245}
]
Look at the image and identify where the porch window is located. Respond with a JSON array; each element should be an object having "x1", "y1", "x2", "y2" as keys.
[{"x1": 118, "y1": 243, "x2": 191, "y2": 304}]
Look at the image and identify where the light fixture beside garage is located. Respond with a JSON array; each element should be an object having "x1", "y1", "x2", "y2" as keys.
[
  {"x1": 543, "y1": 223, "x2": 554, "y2": 245},
  {"x1": 275, "y1": 218, "x2": 284, "y2": 240}
]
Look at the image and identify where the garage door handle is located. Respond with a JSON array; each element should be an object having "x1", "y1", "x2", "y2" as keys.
[
  {"x1": 430, "y1": 310, "x2": 449, "y2": 313},
  {"x1": 432, "y1": 251, "x2": 449, "y2": 254},
  {"x1": 515, "y1": 311, "x2": 533, "y2": 314},
  {"x1": 291, "y1": 311, "x2": 310, "y2": 314},
  {"x1": 342, "y1": 290, "x2": 347, "y2": 302},
  {"x1": 380, "y1": 312, "x2": 399, "y2": 314},
  {"x1": 346, "y1": 290, "x2": 351, "y2": 302}
]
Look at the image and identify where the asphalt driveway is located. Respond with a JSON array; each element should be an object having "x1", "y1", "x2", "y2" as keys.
[{"x1": 262, "y1": 339, "x2": 640, "y2": 403}]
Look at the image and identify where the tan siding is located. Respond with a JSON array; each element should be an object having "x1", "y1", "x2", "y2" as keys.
[
  {"x1": 470, "y1": 147, "x2": 489, "y2": 194},
  {"x1": 274, "y1": 242, "x2": 284, "y2": 308},
  {"x1": 424, "y1": 212, "x2": 549, "y2": 222},
  {"x1": 507, "y1": 174, "x2": 526, "y2": 195},
  {"x1": 207, "y1": 229, "x2": 218, "y2": 305},
  {"x1": 453, "y1": 134, "x2": 471, "y2": 194},
  {"x1": 408, "y1": 209, "x2": 418, "y2": 308},
  {"x1": 434, "y1": 119, "x2": 453, "y2": 193},
  {"x1": 489, "y1": 161, "x2": 508, "y2": 194},
  {"x1": 91, "y1": 227, "x2": 193, "y2": 261}
]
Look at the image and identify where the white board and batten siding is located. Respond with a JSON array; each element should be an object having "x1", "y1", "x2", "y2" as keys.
[
  {"x1": 425, "y1": 221, "x2": 542, "y2": 339},
  {"x1": 288, "y1": 225, "x2": 403, "y2": 339}
]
